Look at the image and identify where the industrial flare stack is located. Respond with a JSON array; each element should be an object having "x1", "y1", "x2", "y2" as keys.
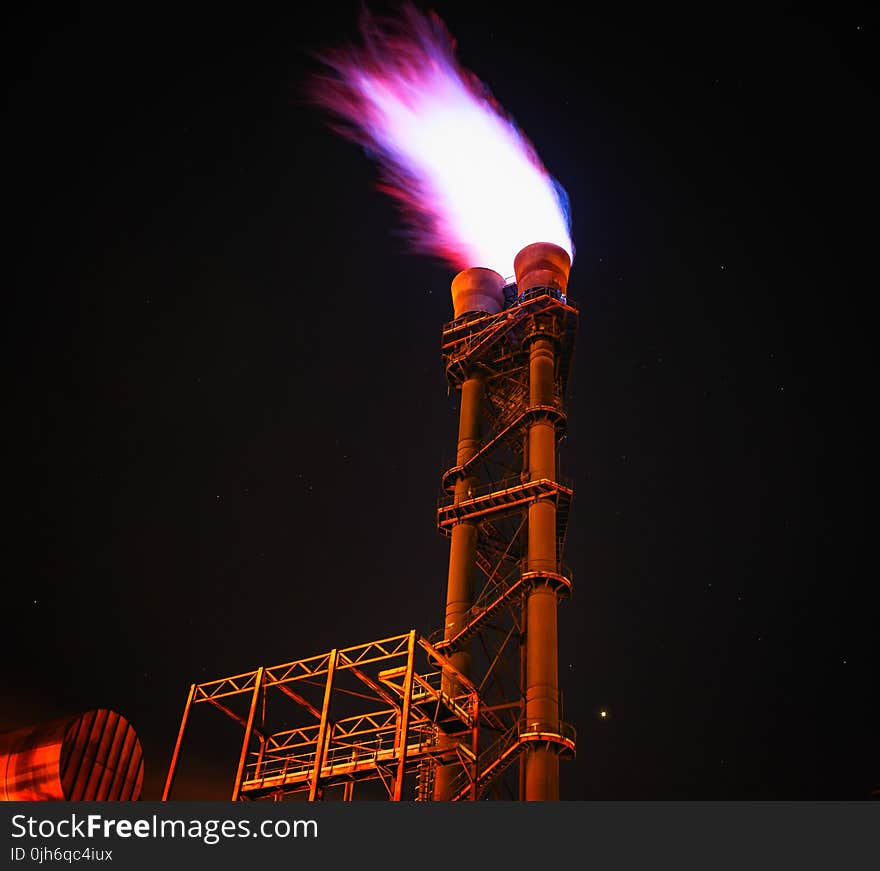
[
  {"x1": 434, "y1": 241, "x2": 577, "y2": 800},
  {"x1": 163, "y1": 241, "x2": 579, "y2": 801}
]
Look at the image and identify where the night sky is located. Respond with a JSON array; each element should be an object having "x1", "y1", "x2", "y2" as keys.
[{"x1": 4, "y1": 4, "x2": 874, "y2": 802}]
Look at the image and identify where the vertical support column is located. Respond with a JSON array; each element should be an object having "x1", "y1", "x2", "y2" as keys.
[
  {"x1": 435, "y1": 265, "x2": 505, "y2": 801},
  {"x1": 524, "y1": 336, "x2": 560, "y2": 801},
  {"x1": 518, "y1": 598, "x2": 528, "y2": 799},
  {"x1": 162, "y1": 682, "x2": 196, "y2": 801},
  {"x1": 253, "y1": 689, "x2": 268, "y2": 788},
  {"x1": 444, "y1": 371, "x2": 484, "y2": 678},
  {"x1": 309, "y1": 650, "x2": 338, "y2": 802},
  {"x1": 470, "y1": 691, "x2": 480, "y2": 801},
  {"x1": 435, "y1": 370, "x2": 484, "y2": 800},
  {"x1": 232, "y1": 667, "x2": 264, "y2": 801},
  {"x1": 253, "y1": 736, "x2": 267, "y2": 790},
  {"x1": 393, "y1": 630, "x2": 417, "y2": 801}
]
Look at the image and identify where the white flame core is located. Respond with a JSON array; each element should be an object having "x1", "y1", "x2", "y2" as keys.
[{"x1": 310, "y1": 6, "x2": 574, "y2": 278}]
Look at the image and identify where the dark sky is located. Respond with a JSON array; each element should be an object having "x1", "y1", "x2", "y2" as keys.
[{"x1": 3, "y1": 3, "x2": 874, "y2": 802}]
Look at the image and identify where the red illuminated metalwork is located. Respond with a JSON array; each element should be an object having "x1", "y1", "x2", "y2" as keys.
[
  {"x1": 431, "y1": 242, "x2": 578, "y2": 800},
  {"x1": 0, "y1": 709, "x2": 143, "y2": 801},
  {"x1": 163, "y1": 631, "x2": 485, "y2": 801},
  {"x1": 163, "y1": 242, "x2": 578, "y2": 801}
]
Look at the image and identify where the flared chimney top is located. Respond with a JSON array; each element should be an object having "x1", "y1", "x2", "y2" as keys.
[
  {"x1": 450, "y1": 267, "x2": 506, "y2": 319},
  {"x1": 513, "y1": 242, "x2": 571, "y2": 296}
]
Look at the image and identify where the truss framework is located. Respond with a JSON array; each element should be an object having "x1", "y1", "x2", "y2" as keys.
[
  {"x1": 162, "y1": 288, "x2": 578, "y2": 801},
  {"x1": 163, "y1": 631, "x2": 486, "y2": 801}
]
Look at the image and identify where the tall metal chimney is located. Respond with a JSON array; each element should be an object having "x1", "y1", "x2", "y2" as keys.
[
  {"x1": 433, "y1": 266, "x2": 505, "y2": 801},
  {"x1": 442, "y1": 265, "x2": 505, "y2": 674},
  {"x1": 434, "y1": 241, "x2": 577, "y2": 801},
  {"x1": 515, "y1": 242, "x2": 571, "y2": 800}
]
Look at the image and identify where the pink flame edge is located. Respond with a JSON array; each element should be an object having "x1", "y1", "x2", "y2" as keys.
[{"x1": 305, "y1": 2, "x2": 573, "y2": 275}]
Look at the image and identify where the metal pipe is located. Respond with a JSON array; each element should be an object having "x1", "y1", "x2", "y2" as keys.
[
  {"x1": 442, "y1": 268, "x2": 504, "y2": 661},
  {"x1": 443, "y1": 372, "x2": 484, "y2": 683},
  {"x1": 519, "y1": 597, "x2": 527, "y2": 798},
  {"x1": 435, "y1": 267, "x2": 504, "y2": 801},
  {"x1": 1, "y1": 709, "x2": 143, "y2": 802},
  {"x1": 525, "y1": 337, "x2": 561, "y2": 800},
  {"x1": 470, "y1": 691, "x2": 480, "y2": 801},
  {"x1": 515, "y1": 242, "x2": 571, "y2": 801}
]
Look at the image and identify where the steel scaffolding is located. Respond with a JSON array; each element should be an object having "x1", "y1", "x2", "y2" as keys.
[
  {"x1": 163, "y1": 273, "x2": 579, "y2": 801},
  {"x1": 162, "y1": 631, "x2": 482, "y2": 801},
  {"x1": 431, "y1": 281, "x2": 579, "y2": 800}
]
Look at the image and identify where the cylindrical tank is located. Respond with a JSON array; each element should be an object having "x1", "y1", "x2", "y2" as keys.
[{"x1": 0, "y1": 709, "x2": 143, "y2": 801}]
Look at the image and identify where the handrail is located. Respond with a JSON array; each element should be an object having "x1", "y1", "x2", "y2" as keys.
[
  {"x1": 446, "y1": 718, "x2": 577, "y2": 800},
  {"x1": 438, "y1": 473, "x2": 574, "y2": 509},
  {"x1": 243, "y1": 721, "x2": 441, "y2": 787},
  {"x1": 434, "y1": 560, "x2": 573, "y2": 652}
]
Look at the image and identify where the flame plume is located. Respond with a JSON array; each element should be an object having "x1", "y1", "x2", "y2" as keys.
[{"x1": 307, "y1": 3, "x2": 574, "y2": 278}]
